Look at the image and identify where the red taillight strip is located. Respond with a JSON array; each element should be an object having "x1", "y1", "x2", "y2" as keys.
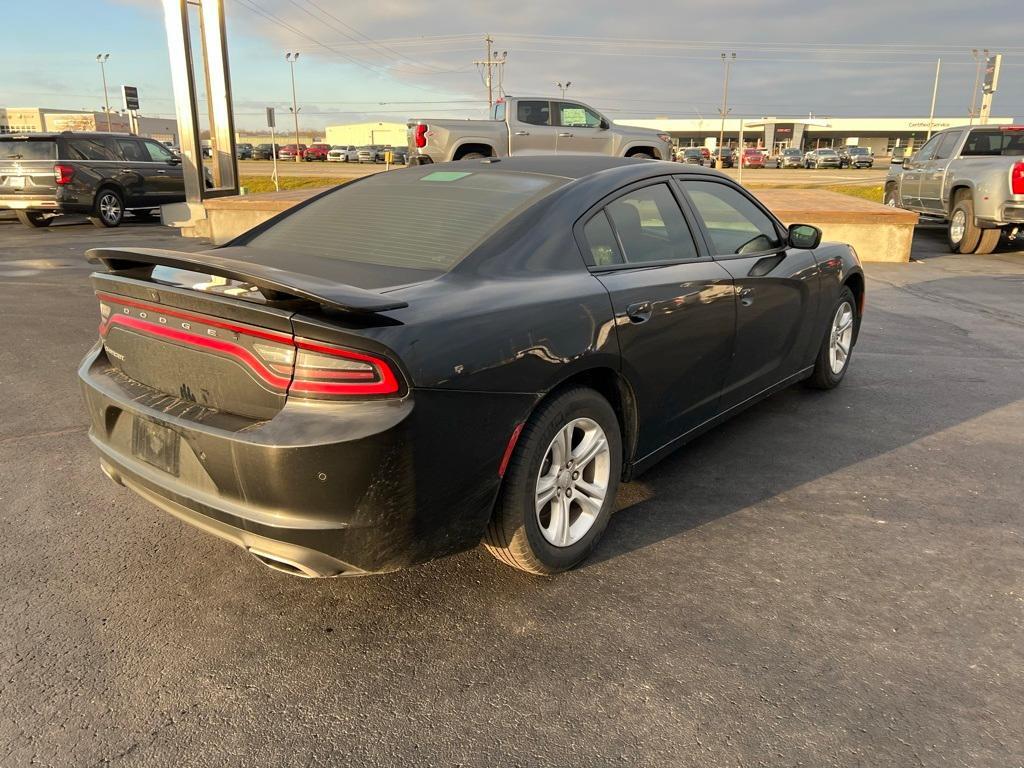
[
  {"x1": 290, "y1": 338, "x2": 400, "y2": 395},
  {"x1": 101, "y1": 314, "x2": 291, "y2": 390},
  {"x1": 96, "y1": 292, "x2": 293, "y2": 345}
]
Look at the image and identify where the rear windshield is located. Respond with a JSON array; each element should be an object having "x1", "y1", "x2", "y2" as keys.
[
  {"x1": 0, "y1": 139, "x2": 57, "y2": 161},
  {"x1": 244, "y1": 169, "x2": 565, "y2": 271},
  {"x1": 961, "y1": 129, "x2": 1024, "y2": 156}
]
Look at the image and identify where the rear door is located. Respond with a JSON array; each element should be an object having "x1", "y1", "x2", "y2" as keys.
[
  {"x1": 581, "y1": 180, "x2": 736, "y2": 456},
  {"x1": 918, "y1": 131, "x2": 962, "y2": 213},
  {"x1": 141, "y1": 138, "x2": 184, "y2": 204},
  {"x1": 678, "y1": 177, "x2": 821, "y2": 409},
  {"x1": 509, "y1": 100, "x2": 558, "y2": 155},
  {"x1": 553, "y1": 101, "x2": 613, "y2": 155},
  {"x1": 0, "y1": 137, "x2": 58, "y2": 200}
]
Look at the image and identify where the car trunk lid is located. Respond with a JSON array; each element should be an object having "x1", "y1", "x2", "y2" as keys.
[{"x1": 0, "y1": 137, "x2": 58, "y2": 196}]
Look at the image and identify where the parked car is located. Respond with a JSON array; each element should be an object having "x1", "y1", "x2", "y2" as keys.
[
  {"x1": 780, "y1": 148, "x2": 804, "y2": 168},
  {"x1": 884, "y1": 124, "x2": 1024, "y2": 255},
  {"x1": 327, "y1": 145, "x2": 358, "y2": 162},
  {"x1": 304, "y1": 143, "x2": 331, "y2": 162},
  {"x1": 680, "y1": 148, "x2": 705, "y2": 166},
  {"x1": 838, "y1": 146, "x2": 874, "y2": 169},
  {"x1": 407, "y1": 96, "x2": 671, "y2": 163},
  {"x1": 278, "y1": 144, "x2": 307, "y2": 161},
  {"x1": 387, "y1": 147, "x2": 408, "y2": 164},
  {"x1": 804, "y1": 148, "x2": 841, "y2": 169},
  {"x1": 79, "y1": 156, "x2": 864, "y2": 578},
  {"x1": 0, "y1": 131, "x2": 185, "y2": 228},
  {"x1": 740, "y1": 148, "x2": 766, "y2": 168},
  {"x1": 236, "y1": 142, "x2": 254, "y2": 160},
  {"x1": 710, "y1": 148, "x2": 735, "y2": 169},
  {"x1": 357, "y1": 146, "x2": 380, "y2": 163},
  {"x1": 253, "y1": 143, "x2": 279, "y2": 160}
]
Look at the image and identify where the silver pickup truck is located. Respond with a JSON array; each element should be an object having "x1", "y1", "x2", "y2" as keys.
[
  {"x1": 884, "y1": 125, "x2": 1024, "y2": 254},
  {"x1": 407, "y1": 96, "x2": 672, "y2": 165}
]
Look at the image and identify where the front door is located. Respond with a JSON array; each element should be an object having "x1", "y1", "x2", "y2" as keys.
[
  {"x1": 509, "y1": 100, "x2": 558, "y2": 154},
  {"x1": 113, "y1": 138, "x2": 154, "y2": 207},
  {"x1": 918, "y1": 131, "x2": 962, "y2": 213},
  {"x1": 140, "y1": 139, "x2": 184, "y2": 204},
  {"x1": 579, "y1": 181, "x2": 736, "y2": 456},
  {"x1": 898, "y1": 133, "x2": 942, "y2": 210},
  {"x1": 553, "y1": 101, "x2": 614, "y2": 155},
  {"x1": 678, "y1": 177, "x2": 821, "y2": 409}
]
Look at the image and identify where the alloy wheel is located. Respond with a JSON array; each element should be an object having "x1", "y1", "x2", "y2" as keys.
[
  {"x1": 535, "y1": 417, "x2": 611, "y2": 548},
  {"x1": 950, "y1": 209, "x2": 966, "y2": 244},
  {"x1": 99, "y1": 193, "x2": 121, "y2": 225},
  {"x1": 828, "y1": 301, "x2": 855, "y2": 375}
]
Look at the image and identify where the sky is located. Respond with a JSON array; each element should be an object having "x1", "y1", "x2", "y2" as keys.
[{"x1": 1, "y1": 0, "x2": 1022, "y2": 132}]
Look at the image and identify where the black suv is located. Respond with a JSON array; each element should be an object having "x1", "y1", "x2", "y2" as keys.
[{"x1": 0, "y1": 131, "x2": 185, "y2": 228}]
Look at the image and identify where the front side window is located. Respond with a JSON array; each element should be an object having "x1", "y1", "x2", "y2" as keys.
[
  {"x1": 116, "y1": 139, "x2": 147, "y2": 162},
  {"x1": 931, "y1": 131, "x2": 961, "y2": 161},
  {"x1": 516, "y1": 100, "x2": 551, "y2": 126},
  {"x1": 556, "y1": 102, "x2": 602, "y2": 128},
  {"x1": 682, "y1": 180, "x2": 782, "y2": 256},
  {"x1": 493, "y1": 101, "x2": 506, "y2": 122},
  {"x1": 912, "y1": 134, "x2": 941, "y2": 163},
  {"x1": 143, "y1": 140, "x2": 174, "y2": 162},
  {"x1": 603, "y1": 184, "x2": 700, "y2": 264}
]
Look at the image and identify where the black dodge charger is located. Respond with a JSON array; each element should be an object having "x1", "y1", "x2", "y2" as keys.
[{"x1": 79, "y1": 156, "x2": 864, "y2": 578}]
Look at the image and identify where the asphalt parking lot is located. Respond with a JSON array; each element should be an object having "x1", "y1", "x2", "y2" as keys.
[{"x1": 1, "y1": 214, "x2": 1022, "y2": 767}]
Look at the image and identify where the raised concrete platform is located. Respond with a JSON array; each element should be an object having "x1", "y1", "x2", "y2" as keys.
[
  {"x1": 753, "y1": 188, "x2": 918, "y2": 263},
  {"x1": 181, "y1": 185, "x2": 918, "y2": 263}
]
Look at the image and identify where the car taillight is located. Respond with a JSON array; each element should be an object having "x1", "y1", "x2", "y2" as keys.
[
  {"x1": 1012, "y1": 162, "x2": 1024, "y2": 195},
  {"x1": 657, "y1": 133, "x2": 671, "y2": 144},
  {"x1": 288, "y1": 339, "x2": 400, "y2": 398},
  {"x1": 53, "y1": 164, "x2": 74, "y2": 185},
  {"x1": 414, "y1": 124, "x2": 428, "y2": 148}
]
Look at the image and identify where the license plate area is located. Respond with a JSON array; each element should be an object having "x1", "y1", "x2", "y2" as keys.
[
  {"x1": 7, "y1": 176, "x2": 25, "y2": 189},
  {"x1": 132, "y1": 417, "x2": 180, "y2": 476}
]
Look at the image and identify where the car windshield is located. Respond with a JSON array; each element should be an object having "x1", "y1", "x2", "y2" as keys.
[
  {"x1": 0, "y1": 139, "x2": 57, "y2": 161},
  {"x1": 684, "y1": 149, "x2": 701, "y2": 156},
  {"x1": 820, "y1": 150, "x2": 838, "y2": 155},
  {"x1": 961, "y1": 129, "x2": 1024, "y2": 156},
  {"x1": 784, "y1": 149, "x2": 802, "y2": 156},
  {"x1": 244, "y1": 169, "x2": 566, "y2": 272},
  {"x1": 849, "y1": 147, "x2": 868, "y2": 154}
]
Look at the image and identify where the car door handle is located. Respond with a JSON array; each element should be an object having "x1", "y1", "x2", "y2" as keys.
[
  {"x1": 626, "y1": 301, "x2": 652, "y2": 323},
  {"x1": 514, "y1": 130, "x2": 530, "y2": 136},
  {"x1": 739, "y1": 288, "x2": 754, "y2": 307},
  {"x1": 558, "y1": 132, "x2": 573, "y2": 138},
  {"x1": 156, "y1": 170, "x2": 167, "y2": 175}
]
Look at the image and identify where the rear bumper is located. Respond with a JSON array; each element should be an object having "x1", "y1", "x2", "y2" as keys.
[
  {"x1": 0, "y1": 195, "x2": 60, "y2": 211},
  {"x1": 79, "y1": 344, "x2": 533, "y2": 576}
]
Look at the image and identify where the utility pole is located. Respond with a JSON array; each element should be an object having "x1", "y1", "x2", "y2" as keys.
[
  {"x1": 556, "y1": 81, "x2": 572, "y2": 99},
  {"x1": 927, "y1": 58, "x2": 941, "y2": 140},
  {"x1": 717, "y1": 52, "x2": 736, "y2": 163},
  {"x1": 969, "y1": 49, "x2": 987, "y2": 126},
  {"x1": 474, "y1": 36, "x2": 507, "y2": 111},
  {"x1": 286, "y1": 52, "x2": 301, "y2": 161},
  {"x1": 96, "y1": 54, "x2": 112, "y2": 132}
]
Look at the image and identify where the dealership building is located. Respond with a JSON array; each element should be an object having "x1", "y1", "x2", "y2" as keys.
[
  {"x1": 618, "y1": 115, "x2": 1016, "y2": 156},
  {"x1": 0, "y1": 106, "x2": 179, "y2": 143}
]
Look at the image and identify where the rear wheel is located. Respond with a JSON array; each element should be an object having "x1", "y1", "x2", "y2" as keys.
[
  {"x1": 459, "y1": 152, "x2": 487, "y2": 161},
  {"x1": 807, "y1": 287, "x2": 857, "y2": 390},
  {"x1": 948, "y1": 196, "x2": 981, "y2": 254},
  {"x1": 484, "y1": 387, "x2": 622, "y2": 575},
  {"x1": 974, "y1": 228, "x2": 1002, "y2": 255},
  {"x1": 89, "y1": 188, "x2": 124, "y2": 228},
  {"x1": 628, "y1": 151, "x2": 653, "y2": 160},
  {"x1": 15, "y1": 211, "x2": 53, "y2": 228}
]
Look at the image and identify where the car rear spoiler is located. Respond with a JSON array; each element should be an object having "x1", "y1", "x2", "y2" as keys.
[{"x1": 85, "y1": 247, "x2": 409, "y2": 314}]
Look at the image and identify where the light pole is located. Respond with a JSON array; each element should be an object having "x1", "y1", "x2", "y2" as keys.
[
  {"x1": 927, "y1": 58, "x2": 941, "y2": 140},
  {"x1": 286, "y1": 52, "x2": 301, "y2": 162},
  {"x1": 96, "y1": 54, "x2": 111, "y2": 132},
  {"x1": 969, "y1": 48, "x2": 987, "y2": 125},
  {"x1": 556, "y1": 81, "x2": 571, "y2": 99},
  {"x1": 717, "y1": 52, "x2": 736, "y2": 164}
]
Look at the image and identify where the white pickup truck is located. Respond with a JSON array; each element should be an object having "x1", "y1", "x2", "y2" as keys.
[
  {"x1": 407, "y1": 96, "x2": 672, "y2": 165},
  {"x1": 884, "y1": 125, "x2": 1024, "y2": 254}
]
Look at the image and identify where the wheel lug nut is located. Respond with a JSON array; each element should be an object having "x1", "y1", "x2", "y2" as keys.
[
  {"x1": 565, "y1": 488, "x2": 572, "y2": 497},
  {"x1": 572, "y1": 471, "x2": 579, "y2": 480}
]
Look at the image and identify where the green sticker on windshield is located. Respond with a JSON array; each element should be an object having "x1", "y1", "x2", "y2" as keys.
[{"x1": 421, "y1": 171, "x2": 471, "y2": 182}]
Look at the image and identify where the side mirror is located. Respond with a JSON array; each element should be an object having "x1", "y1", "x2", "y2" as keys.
[
  {"x1": 168, "y1": 155, "x2": 181, "y2": 165},
  {"x1": 788, "y1": 223, "x2": 822, "y2": 250},
  {"x1": 599, "y1": 118, "x2": 610, "y2": 130}
]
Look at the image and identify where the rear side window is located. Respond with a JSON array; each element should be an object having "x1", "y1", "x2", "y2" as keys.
[
  {"x1": 65, "y1": 138, "x2": 119, "y2": 161},
  {"x1": 961, "y1": 130, "x2": 1024, "y2": 156},
  {"x1": 0, "y1": 139, "x2": 57, "y2": 160},
  {"x1": 517, "y1": 100, "x2": 551, "y2": 126},
  {"x1": 583, "y1": 212, "x2": 623, "y2": 267},
  {"x1": 244, "y1": 169, "x2": 565, "y2": 271},
  {"x1": 604, "y1": 184, "x2": 700, "y2": 264},
  {"x1": 682, "y1": 180, "x2": 782, "y2": 255}
]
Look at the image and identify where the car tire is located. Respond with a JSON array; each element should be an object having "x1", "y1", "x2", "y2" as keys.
[
  {"x1": 628, "y1": 152, "x2": 653, "y2": 160},
  {"x1": 807, "y1": 286, "x2": 857, "y2": 390},
  {"x1": 973, "y1": 228, "x2": 1002, "y2": 255},
  {"x1": 948, "y1": 196, "x2": 982, "y2": 254},
  {"x1": 459, "y1": 152, "x2": 487, "y2": 161},
  {"x1": 883, "y1": 185, "x2": 899, "y2": 207},
  {"x1": 15, "y1": 211, "x2": 53, "y2": 228},
  {"x1": 89, "y1": 188, "x2": 124, "y2": 228},
  {"x1": 484, "y1": 387, "x2": 622, "y2": 575}
]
